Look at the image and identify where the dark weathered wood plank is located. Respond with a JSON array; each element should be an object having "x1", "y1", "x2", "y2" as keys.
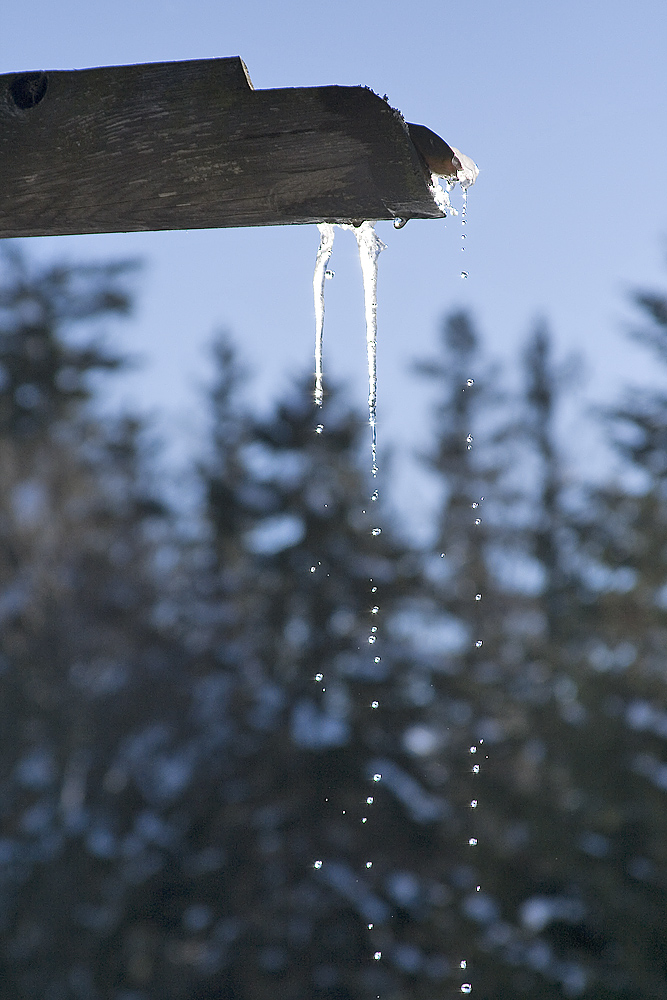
[{"x1": 0, "y1": 57, "x2": 443, "y2": 238}]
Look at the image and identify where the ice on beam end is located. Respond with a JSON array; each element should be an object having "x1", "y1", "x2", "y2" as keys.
[{"x1": 0, "y1": 57, "x2": 475, "y2": 238}]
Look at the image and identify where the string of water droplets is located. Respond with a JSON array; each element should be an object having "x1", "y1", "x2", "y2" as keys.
[
  {"x1": 457, "y1": 446, "x2": 490, "y2": 995},
  {"x1": 460, "y1": 186, "x2": 468, "y2": 280}
]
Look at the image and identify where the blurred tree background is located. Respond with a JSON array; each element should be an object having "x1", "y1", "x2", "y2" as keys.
[{"x1": 1, "y1": 242, "x2": 667, "y2": 1000}]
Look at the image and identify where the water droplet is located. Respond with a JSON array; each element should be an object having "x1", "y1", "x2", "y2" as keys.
[
  {"x1": 362, "y1": 817, "x2": 367, "y2": 823},
  {"x1": 374, "y1": 656, "x2": 381, "y2": 663},
  {"x1": 373, "y1": 773, "x2": 382, "y2": 782},
  {"x1": 370, "y1": 626, "x2": 377, "y2": 633},
  {"x1": 371, "y1": 527, "x2": 382, "y2": 536},
  {"x1": 475, "y1": 518, "x2": 481, "y2": 525},
  {"x1": 371, "y1": 606, "x2": 379, "y2": 614},
  {"x1": 371, "y1": 586, "x2": 377, "y2": 593},
  {"x1": 461, "y1": 984, "x2": 472, "y2": 994},
  {"x1": 367, "y1": 796, "x2": 374, "y2": 804},
  {"x1": 466, "y1": 434, "x2": 473, "y2": 443},
  {"x1": 366, "y1": 861, "x2": 373, "y2": 868},
  {"x1": 368, "y1": 636, "x2": 376, "y2": 644},
  {"x1": 368, "y1": 923, "x2": 374, "y2": 930},
  {"x1": 374, "y1": 951, "x2": 382, "y2": 961},
  {"x1": 470, "y1": 746, "x2": 477, "y2": 754},
  {"x1": 460, "y1": 271, "x2": 469, "y2": 279},
  {"x1": 371, "y1": 490, "x2": 379, "y2": 501},
  {"x1": 371, "y1": 700, "x2": 379, "y2": 709},
  {"x1": 471, "y1": 502, "x2": 479, "y2": 509},
  {"x1": 472, "y1": 764, "x2": 480, "y2": 774},
  {"x1": 466, "y1": 378, "x2": 474, "y2": 386},
  {"x1": 310, "y1": 566, "x2": 317, "y2": 573},
  {"x1": 393, "y1": 217, "x2": 408, "y2": 229},
  {"x1": 476, "y1": 885, "x2": 481, "y2": 891},
  {"x1": 315, "y1": 424, "x2": 324, "y2": 434},
  {"x1": 475, "y1": 640, "x2": 483, "y2": 648},
  {"x1": 315, "y1": 673, "x2": 323, "y2": 681},
  {"x1": 468, "y1": 838, "x2": 477, "y2": 846},
  {"x1": 440, "y1": 552, "x2": 445, "y2": 558},
  {"x1": 314, "y1": 860, "x2": 323, "y2": 869},
  {"x1": 475, "y1": 593, "x2": 482, "y2": 601},
  {"x1": 470, "y1": 800, "x2": 478, "y2": 808},
  {"x1": 325, "y1": 269, "x2": 335, "y2": 279},
  {"x1": 460, "y1": 961, "x2": 467, "y2": 969}
]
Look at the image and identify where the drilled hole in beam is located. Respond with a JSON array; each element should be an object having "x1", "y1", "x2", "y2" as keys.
[{"x1": 10, "y1": 73, "x2": 48, "y2": 110}]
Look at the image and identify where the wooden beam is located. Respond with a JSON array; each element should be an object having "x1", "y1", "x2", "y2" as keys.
[{"x1": 0, "y1": 57, "x2": 445, "y2": 238}]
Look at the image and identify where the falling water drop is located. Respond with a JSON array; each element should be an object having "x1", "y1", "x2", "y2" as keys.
[
  {"x1": 460, "y1": 271, "x2": 469, "y2": 280},
  {"x1": 313, "y1": 224, "x2": 335, "y2": 407},
  {"x1": 468, "y1": 838, "x2": 477, "y2": 846},
  {"x1": 374, "y1": 656, "x2": 381, "y2": 663},
  {"x1": 315, "y1": 424, "x2": 324, "y2": 435},
  {"x1": 470, "y1": 800, "x2": 478, "y2": 808},
  {"x1": 460, "y1": 961, "x2": 467, "y2": 970},
  {"x1": 315, "y1": 673, "x2": 323, "y2": 682},
  {"x1": 371, "y1": 606, "x2": 379, "y2": 614},
  {"x1": 371, "y1": 700, "x2": 379, "y2": 709},
  {"x1": 371, "y1": 489, "x2": 379, "y2": 501},
  {"x1": 371, "y1": 527, "x2": 382, "y2": 536},
  {"x1": 461, "y1": 984, "x2": 472, "y2": 994},
  {"x1": 475, "y1": 593, "x2": 482, "y2": 601},
  {"x1": 467, "y1": 378, "x2": 474, "y2": 386},
  {"x1": 325, "y1": 269, "x2": 335, "y2": 279},
  {"x1": 475, "y1": 518, "x2": 481, "y2": 525},
  {"x1": 374, "y1": 952, "x2": 382, "y2": 961},
  {"x1": 313, "y1": 860, "x2": 323, "y2": 869},
  {"x1": 373, "y1": 773, "x2": 382, "y2": 782},
  {"x1": 475, "y1": 640, "x2": 483, "y2": 648},
  {"x1": 366, "y1": 861, "x2": 373, "y2": 868},
  {"x1": 367, "y1": 797, "x2": 374, "y2": 804},
  {"x1": 472, "y1": 764, "x2": 480, "y2": 774}
]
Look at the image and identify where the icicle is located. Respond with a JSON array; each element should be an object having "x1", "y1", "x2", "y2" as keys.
[
  {"x1": 351, "y1": 222, "x2": 386, "y2": 477},
  {"x1": 312, "y1": 223, "x2": 335, "y2": 408},
  {"x1": 451, "y1": 147, "x2": 479, "y2": 190}
]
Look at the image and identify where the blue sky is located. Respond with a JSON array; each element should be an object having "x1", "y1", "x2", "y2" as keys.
[{"x1": 4, "y1": 0, "x2": 667, "y2": 530}]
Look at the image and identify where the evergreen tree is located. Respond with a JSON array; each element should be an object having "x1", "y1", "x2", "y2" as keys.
[
  {"x1": 181, "y1": 360, "x2": 464, "y2": 1000},
  {"x1": 0, "y1": 246, "x2": 181, "y2": 999}
]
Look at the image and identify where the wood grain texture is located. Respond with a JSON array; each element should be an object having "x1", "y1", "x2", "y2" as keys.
[{"x1": 0, "y1": 57, "x2": 444, "y2": 238}]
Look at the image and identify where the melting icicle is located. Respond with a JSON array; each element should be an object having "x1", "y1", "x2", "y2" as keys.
[
  {"x1": 351, "y1": 222, "x2": 386, "y2": 477},
  {"x1": 313, "y1": 223, "x2": 335, "y2": 408}
]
